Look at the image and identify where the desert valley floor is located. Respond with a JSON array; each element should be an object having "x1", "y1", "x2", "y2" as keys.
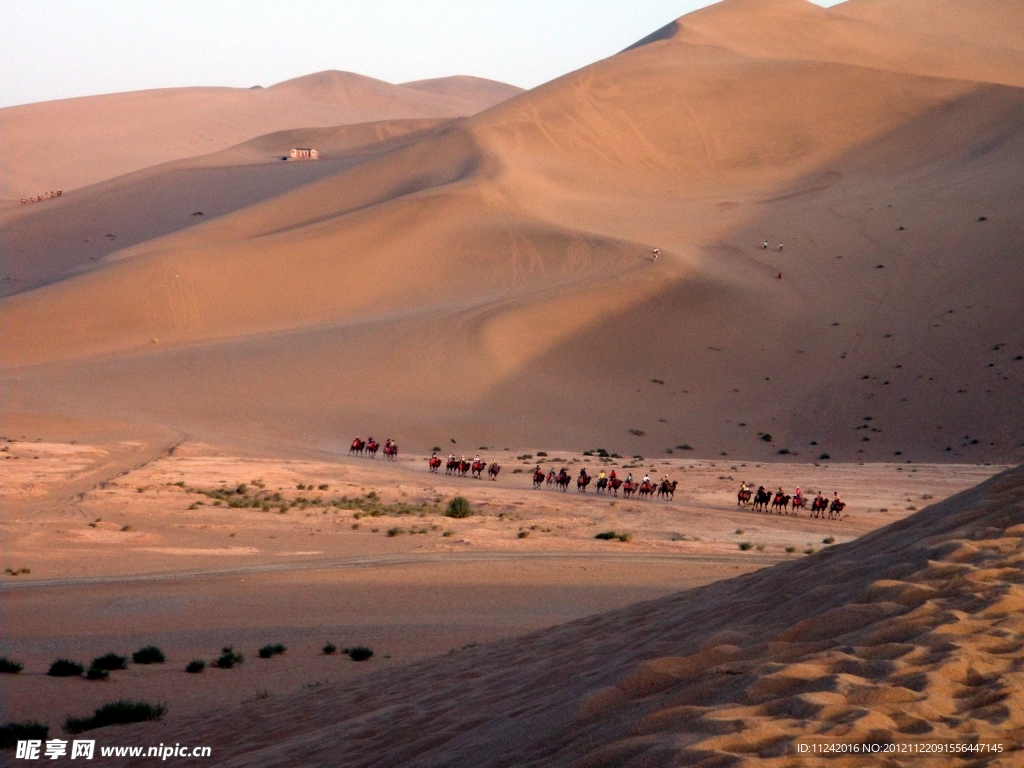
[{"x1": 0, "y1": 414, "x2": 1006, "y2": 735}]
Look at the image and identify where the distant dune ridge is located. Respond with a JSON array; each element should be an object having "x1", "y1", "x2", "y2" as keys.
[
  {"x1": 0, "y1": 71, "x2": 522, "y2": 198},
  {"x1": 2, "y1": 0, "x2": 1024, "y2": 464},
  {"x1": 114, "y1": 464, "x2": 1024, "y2": 766}
]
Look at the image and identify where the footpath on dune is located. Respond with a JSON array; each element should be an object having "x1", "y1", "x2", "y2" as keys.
[{"x1": 113, "y1": 465, "x2": 1024, "y2": 767}]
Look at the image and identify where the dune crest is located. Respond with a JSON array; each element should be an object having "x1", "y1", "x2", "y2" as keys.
[{"x1": 0, "y1": 70, "x2": 519, "y2": 197}]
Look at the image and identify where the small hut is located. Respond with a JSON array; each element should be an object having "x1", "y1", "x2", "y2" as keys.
[{"x1": 289, "y1": 147, "x2": 319, "y2": 160}]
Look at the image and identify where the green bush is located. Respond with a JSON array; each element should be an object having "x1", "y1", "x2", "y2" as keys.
[
  {"x1": 344, "y1": 646, "x2": 373, "y2": 661},
  {"x1": 785, "y1": 546, "x2": 796, "y2": 553},
  {"x1": 445, "y1": 497, "x2": 473, "y2": 518},
  {"x1": 48, "y1": 659, "x2": 84, "y2": 677},
  {"x1": 214, "y1": 646, "x2": 244, "y2": 669},
  {"x1": 322, "y1": 643, "x2": 337, "y2": 655},
  {"x1": 258, "y1": 643, "x2": 286, "y2": 659},
  {"x1": 90, "y1": 653, "x2": 127, "y2": 671},
  {"x1": 0, "y1": 721, "x2": 48, "y2": 749},
  {"x1": 86, "y1": 667, "x2": 109, "y2": 681},
  {"x1": 64, "y1": 701, "x2": 166, "y2": 734},
  {"x1": 132, "y1": 646, "x2": 165, "y2": 665},
  {"x1": 738, "y1": 541, "x2": 753, "y2": 551},
  {"x1": 185, "y1": 660, "x2": 205, "y2": 674},
  {"x1": 0, "y1": 657, "x2": 24, "y2": 674},
  {"x1": 823, "y1": 536, "x2": 835, "y2": 545}
]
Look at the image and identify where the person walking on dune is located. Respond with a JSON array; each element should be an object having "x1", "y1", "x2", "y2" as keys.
[
  {"x1": 652, "y1": 248, "x2": 660, "y2": 260},
  {"x1": 763, "y1": 240, "x2": 769, "y2": 249}
]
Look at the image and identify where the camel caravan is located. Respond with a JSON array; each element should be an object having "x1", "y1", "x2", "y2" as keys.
[
  {"x1": 20, "y1": 190, "x2": 62, "y2": 204},
  {"x1": 349, "y1": 436, "x2": 399, "y2": 461},
  {"x1": 532, "y1": 466, "x2": 677, "y2": 500},
  {"x1": 432, "y1": 453, "x2": 501, "y2": 481},
  {"x1": 737, "y1": 483, "x2": 846, "y2": 519}
]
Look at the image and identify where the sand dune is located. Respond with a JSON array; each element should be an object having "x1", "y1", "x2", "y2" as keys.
[
  {"x1": 401, "y1": 75, "x2": 524, "y2": 104},
  {"x1": 0, "y1": 71, "x2": 518, "y2": 198},
  {"x1": 2, "y1": 0, "x2": 1023, "y2": 465},
  {"x1": 631, "y1": 0, "x2": 1024, "y2": 88},
  {"x1": 106, "y1": 462, "x2": 1024, "y2": 765},
  {"x1": 0, "y1": 119, "x2": 453, "y2": 296}
]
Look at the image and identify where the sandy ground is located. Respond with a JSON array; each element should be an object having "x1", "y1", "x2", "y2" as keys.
[{"x1": 0, "y1": 429, "x2": 1003, "y2": 733}]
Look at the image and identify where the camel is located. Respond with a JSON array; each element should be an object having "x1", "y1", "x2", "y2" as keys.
[{"x1": 487, "y1": 461, "x2": 501, "y2": 481}]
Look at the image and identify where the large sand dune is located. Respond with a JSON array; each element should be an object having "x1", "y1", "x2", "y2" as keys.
[
  {"x1": 106, "y1": 461, "x2": 1024, "y2": 766},
  {"x1": 2, "y1": 0, "x2": 1022, "y2": 464},
  {"x1": 0, "y1": 71, "x2": 522, "y2": 198}
]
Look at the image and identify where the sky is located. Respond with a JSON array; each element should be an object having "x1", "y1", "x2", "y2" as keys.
[{"x1": 0, "y1": 0, "x2": 845, "y2": 109}]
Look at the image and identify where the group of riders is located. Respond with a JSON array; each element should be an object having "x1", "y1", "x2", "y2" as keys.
[
  {"x1": 531, "y1": 466, "x2": 677, "y2": 499},
  {"x1": 349, "y1": 436, "x2": 399, "y2": 460},
  {"x1": 737, "y1": 482, "x2": 846, "y2": 518},
  {"x1": 431, "y1": 453, "x2": 502, "y2": 480}
]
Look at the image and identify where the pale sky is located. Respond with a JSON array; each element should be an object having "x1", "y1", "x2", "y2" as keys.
[{"x1": 0, "y1": 0, "x2": 845, "y2": 109}]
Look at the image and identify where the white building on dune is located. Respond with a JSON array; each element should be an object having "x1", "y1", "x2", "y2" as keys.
[{"x1": 289, "y1": 147, "x2": 319, "y2": 160}]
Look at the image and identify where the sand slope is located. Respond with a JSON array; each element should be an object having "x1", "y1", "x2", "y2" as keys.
[
  {"x1": 0, "y1": 71, "x2": 519, "y2": 198},
  {"x1": 110, "y1": 465, "x2": 1024, "y2": 766},
  {"x1": 1, "y1": 0, "x2": 1023, "y2": 463}
]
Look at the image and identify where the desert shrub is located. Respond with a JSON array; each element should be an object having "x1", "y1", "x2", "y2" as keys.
[
  {"x1": 214, "y1": 646, "x2": 244, "y2": 669},
  {"x1": 761, "y1": 434, "x2": 772, "y2": 442},
  {"x1": 804, "y1": 548, "x2": 816, "y2": 555},
  {"x1": 322, "y1": 643, "x2": 337, "y2": 655},
  {"x1": 823, "y1": 536, "x2": 835, "y2": 544},
  {"x1": 442, "y1": 530, "x2": 454, "y2": 537},
  {"x1": 594, "y1": 531, "x2": 617, "y2": 540},
  {"x1": 64, "y1": 701, "x2": 166, "y2": 734},
  {"x1": 755, "y1": 543, "x2": 766, "y2": 551},
  {"x1": 185, "y1": 660, "x2": 205, "y2": 673},
  {"x1": 386, "y1": 527, "x2": 404, "y2": 537},
  {"x1": 445, "y1": 497, "x2": 473, "y2": 519},
  {"x1": 132, "y1": 646, "x2": 164, "y2": 665},
  {"x1": 0, "y1": 721, "x2": 48, "y2": 749},
  {"x1": 738, "y1": 542, "x2": 753, "y2": 551},
  {"x1": 0, "y1": 657, "x2": 24, "y2": 674},
  {"x1": 48, "y1": 659, "x2": 84, "y2": 677},
  {"x1": 617, "y1": 533, "x2": 633, "y2": 543},
  {"x1": 344, "y1": 646, "x2": 373, "y2": 661},
  {"x1": 258, "y1": 643, "x2": 286, "y2": 659},
  {"x1": 318, "y1": 484, "x2": 329, "y2": 491},
  {"x1": 536, "y1": 451, "x2": 547, "y2": 457},
  {"x1": 819, "y1": 453, "x2": 831, "y2": 460},
  {"x1": 517, "y1": 531, "x2": 529, "y2": 538},
  {"x1": 86, "y1": 667, "x2": 109, "y2": 681},
  {"x1": 90, "y1": 653, "x2": 127, "y2": 671}
]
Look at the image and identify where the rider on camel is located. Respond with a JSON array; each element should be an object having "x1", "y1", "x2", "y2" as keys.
[
  {"x1": 609, "y1": 470, "x2": 617, "y2": 480},
  {"x1": 599, "y1": 470, "x2": 606, "y2": 480},
  {"x1": 626, "y1": 473, "x2": 633, "y2": 484}
]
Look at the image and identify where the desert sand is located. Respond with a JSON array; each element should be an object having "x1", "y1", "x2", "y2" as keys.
[
  {"x1": 0, "y1": 424, "x2": 1004, "y2": 741},
  {"x1": 0, "y1": 72, "x2": 522, "y2": 199},
  {"x1": 2, "y1": 0, "x2": 1023, "y2": 764},
  {"x1": 2, "y1": 0, "x2": 1022, "y2": 464},
  {"x1": 73, "y1": 456, "x2": 1022, "y2": 767}
]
